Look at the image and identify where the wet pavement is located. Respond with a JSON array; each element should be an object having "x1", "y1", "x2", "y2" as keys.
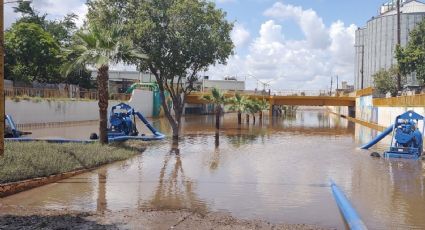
[{"x1": 1, "y1": 108, "x2": 425, "y2": 229}]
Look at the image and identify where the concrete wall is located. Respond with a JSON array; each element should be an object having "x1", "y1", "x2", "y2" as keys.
[
  {"x1": 6, "y1": 89, "x2": 154, "y2": 125},
  {"x1": 330, "y1": 95, "x2": 425, "y2": 128},
  {"x1": 127, "y1": 89, "x2": 153, "y2": 117}
]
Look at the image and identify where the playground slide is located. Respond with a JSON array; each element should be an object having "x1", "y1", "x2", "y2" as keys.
[{"x1": 360, "y1": 125, "x2": 394, "y2": 150}]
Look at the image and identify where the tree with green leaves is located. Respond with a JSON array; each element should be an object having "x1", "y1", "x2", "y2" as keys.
[
  {"x1": 87, "y1": 0, "x2": 234, "y2": 139},
  {"x1": 5, "y1": 22, "x2": 62, "y2": 83},
  {"x1": 245, "y1": 99, "x2": 261, "y2": 125},
  {"x1": 63, "y1": 26, "x2": 147, "y2": 144},
  {"x1": 396, "y1": 19, "x2": 425, "y2": 86},
  {"x1": 373, "y1": 66, "x2": 405, "y2": 97},
  {"x1": 13, "y1": 1, "x2": 79, "y2": 46},
  {"x1": 203, "y1": 88, "x2": 227, "y2": 130},
  {"x1": 6, "y1": 1, "x2": 93, "y2": 87},
  {"x1": 257, "y1": 99, "x2": 269, "y2": 122},
  {"x1": 229, "y1": 93, "x2": 248, "y2": 125}
]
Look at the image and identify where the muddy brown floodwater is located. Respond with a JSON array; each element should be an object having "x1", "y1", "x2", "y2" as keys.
[{"x1": 1, "y1": 108, "x2": 425, "y2": 229}]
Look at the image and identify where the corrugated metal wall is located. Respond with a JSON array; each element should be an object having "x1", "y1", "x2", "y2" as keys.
[{"x1": 354, "y1": 13, "x2": 425, "y2": 90}]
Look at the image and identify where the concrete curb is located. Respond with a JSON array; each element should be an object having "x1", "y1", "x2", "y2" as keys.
[{"x1": 0, "y1": 167, "x2": 96, "y2": 198}]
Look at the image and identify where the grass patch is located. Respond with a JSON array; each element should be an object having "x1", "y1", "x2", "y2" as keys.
[{"x1": 0, "y1": 141, "x2": 146, "y2": 184}]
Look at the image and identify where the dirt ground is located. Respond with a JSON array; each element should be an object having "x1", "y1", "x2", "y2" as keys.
[{"x1": 0, "y1": 206, "x2": 332, "y2": 230}]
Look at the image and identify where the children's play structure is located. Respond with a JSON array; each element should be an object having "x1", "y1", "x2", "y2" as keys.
[{"x1": 361, "y1": 110, "x2": 424, "y2": 160}]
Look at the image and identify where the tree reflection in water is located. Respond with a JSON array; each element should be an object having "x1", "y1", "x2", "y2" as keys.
[
  {"x1": 148, "y1": 140, "x2": 207, "y2": 212},
  {"x1": 96, "y1": 167, "x2": 107, "y2": 212}
]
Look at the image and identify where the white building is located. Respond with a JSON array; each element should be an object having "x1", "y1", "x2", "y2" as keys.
[
  {"x1": 200, "y1": 76, "x2": 245, "y2": 92},
  {"x1": 354, "y1": 0, "x2": 425, "y2": 90},
  {"x1": 91, "y1": 70, "x2": 155, "y2": 93}
]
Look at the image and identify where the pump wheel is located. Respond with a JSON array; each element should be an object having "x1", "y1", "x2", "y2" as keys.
[
  {"x1": 370, "y1": 152, "x2": 381, "y2": 158},
  {"x1": 90, "y1": 133, "x2": 99, "y2": 140}
]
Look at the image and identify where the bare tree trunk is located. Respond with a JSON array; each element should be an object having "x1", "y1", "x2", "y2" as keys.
[
  {"x1": 155, "y1": 78, "x2": 181, "y2": 140},
  {"x1": 246, "y1": 114, "x2": 249, "y2": 124},
  {"x1": 215, "y1": 105, "x2": 220, "y2": 130},
  {"x1": 237, "y1": 112, "x2": 242, "y2": 125},
  {"x1": 253, "y1": 115, "x2": 256, "y2": 125},
  {"x1": 97, "y1": 65, "x2": 109, "y2": 145},
  {"x1": 259, "y1": 111, "x2": 263, "y2": 122}
]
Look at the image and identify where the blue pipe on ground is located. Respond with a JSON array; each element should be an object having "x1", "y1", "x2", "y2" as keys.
[
  {"x1": 361, "y1": 125, "x2": 394, "y2": 150},
  {"x1": 330, "y1": 181, "x2": 368, "y2": 230}
]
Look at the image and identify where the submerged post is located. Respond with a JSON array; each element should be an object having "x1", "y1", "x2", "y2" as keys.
[
  {"x1": 330, "y1": 181, "x2": 367, "y2": 230},
  {"x1": 269, "y1": 97, "x2": 274, "y2": 117}
]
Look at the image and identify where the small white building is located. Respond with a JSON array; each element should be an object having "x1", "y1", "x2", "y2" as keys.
[{"x1": 199, "y1": 76, "x2": 245, "y2": 92}]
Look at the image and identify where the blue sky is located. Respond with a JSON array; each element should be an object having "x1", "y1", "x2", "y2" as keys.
[
  {"x1": 215, "y1": 0, "x2": 384, "y2": 42},
  {"x1": 5, "y1": 0, "x2": 392, "y2": 90}
]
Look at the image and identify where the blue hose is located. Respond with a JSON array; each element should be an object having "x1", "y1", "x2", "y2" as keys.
[
  {"x1": 6, "y1": 134, "x2": 166, "y2": 143},
  {"x1": 331, "y1": 181, "x2": 368, "y2": 230},
  {"x1": 361, "y1": 125, "x2": 394, "y2": 150}
]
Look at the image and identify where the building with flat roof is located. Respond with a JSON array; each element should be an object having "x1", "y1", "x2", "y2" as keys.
[
  {"x1": 354, "y1": 0, "x2": 425, "y2": 90},
  {"x1": 91, "y1": 70, "x2": 155, "y2": 93}
]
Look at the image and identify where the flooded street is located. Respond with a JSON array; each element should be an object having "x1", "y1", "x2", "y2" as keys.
[{"x1": 2, "y1": 108, "x2": 425, "y2": 229}]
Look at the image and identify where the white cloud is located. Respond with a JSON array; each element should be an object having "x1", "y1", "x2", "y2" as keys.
[
  {"x1": 31, "y1": 0, "x2": 88, "y2": 27},
  {"x1": 207, "y1": 3, "x2": 357, "y2": 91},
  {"x1": 5, "y1": 4, "x2": 20, "y2": 28},
  {"x1": 231, "y1": 23, "x2": 251, "y2": 48},
  {"x1": 4, "y1": 0, "x2": 87, "y2": 29},
  {"x1": 215, "y1": 0, "x2": 237, "y2": 3},
  {"x1": 264, "y1": 2, "x2": 330, "y2": 49}
]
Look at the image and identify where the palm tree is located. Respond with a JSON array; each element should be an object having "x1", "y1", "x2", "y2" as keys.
[
  {"x1": 63, "y1": 26, "x2": 147, "y2": 144},
  {"x1": 245, "y1": 99, "x2": 260, "y2": 125},
  {"x1": 257, "y1": 99, "x2": 269, "y2": 122},
  {"x1": 229, "y1": 93, "x2": 247, "y2": 125},
  {"x1": 202, "y1": 88, "x2": 227, "y2": 129}
]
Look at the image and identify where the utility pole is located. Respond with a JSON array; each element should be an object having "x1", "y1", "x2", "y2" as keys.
[
  {"x1": 396, "y1": 0, "x2": 402, "y2": 92},
  {"x1": 0, "y1": 0, "x2": 4, "y2": 156},
  {"x1": 329, "y1": 76, "x2": 333, "y2": 96},
  {"x1": 336, "y1": 75, "x2": 339, "y2": 90}
]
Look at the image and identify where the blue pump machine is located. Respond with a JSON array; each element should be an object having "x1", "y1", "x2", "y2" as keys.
[
  {"x1": 383, "y1": 111, "x2": 424, "y2": 159},
  {"x1": 5, "y1": 103, "x2": 164, "y2": 142},
  {"x1": 107, "y1": 103, "x2": 165, "y2": 141}
]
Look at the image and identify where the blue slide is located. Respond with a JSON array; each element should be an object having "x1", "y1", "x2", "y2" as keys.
[{"x1": 360, "y1": 125, "x2": 394, "y2": 150}]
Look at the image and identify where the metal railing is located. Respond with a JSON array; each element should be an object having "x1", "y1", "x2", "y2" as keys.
[{"x1": 5, "y1": 87, "x2": 131, "y2": 101}]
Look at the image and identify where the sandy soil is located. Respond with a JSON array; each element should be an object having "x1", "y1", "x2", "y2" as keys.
[{"x1": 0, "y1": 206, "x2": 332, "y2": 230}]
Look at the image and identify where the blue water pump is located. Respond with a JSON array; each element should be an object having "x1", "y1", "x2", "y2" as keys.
[
  {"x1": 106, "y1": 103, "x2": 165, "y2": 141},
  {"x1": 384, "y1": 111, "x2": 424, "y2": 159}
]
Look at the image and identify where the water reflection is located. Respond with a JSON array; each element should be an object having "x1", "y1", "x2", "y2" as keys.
[
  {"x1": 148, "y1": 141, "x2": 207, "y2": 212},
  {"x1": 96, "y1": 168, "x2": 107, "y2": 212},
  {"x1": 2, "y1": 109, "x2": 425, "y2": 229}
]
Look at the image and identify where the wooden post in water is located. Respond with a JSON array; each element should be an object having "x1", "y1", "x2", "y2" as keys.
[
  {"x1": 269, "y1": 98, "x2": 274, "y2": 117},
  {"x1": 0, "y1": 0, "x2": 4, "y2": 156}
]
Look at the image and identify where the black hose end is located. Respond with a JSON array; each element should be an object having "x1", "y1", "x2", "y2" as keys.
[
  {"x1": 90, "y1": 133, "x2": 99, "y2": 140},
  {"x1": 371, "y1": 152, "x2": 381, "y2": 158}
]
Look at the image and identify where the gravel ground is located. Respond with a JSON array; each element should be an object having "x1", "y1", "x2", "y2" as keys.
[{"x1": 0, "y1": 207, "x2": 333, "y2": 230}]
